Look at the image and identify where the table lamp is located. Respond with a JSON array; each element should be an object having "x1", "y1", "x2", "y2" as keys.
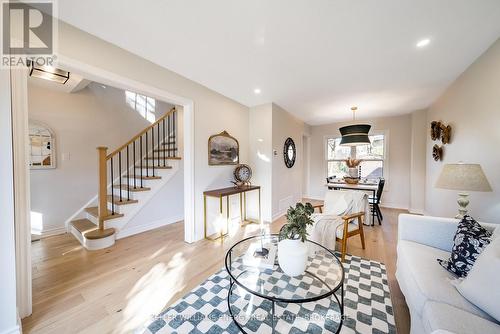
[{"x1": 435, "y1": 163, "x2": 492, "y2": 219}]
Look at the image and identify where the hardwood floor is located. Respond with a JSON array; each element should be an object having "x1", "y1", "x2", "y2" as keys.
[{"x1": 23, "y1": 205, "x2": 410, "y2": 334}]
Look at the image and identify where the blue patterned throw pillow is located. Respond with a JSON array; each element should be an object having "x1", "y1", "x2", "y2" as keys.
[{"x1": 437, "y1": 215, "x2": 492, "y2": 278}]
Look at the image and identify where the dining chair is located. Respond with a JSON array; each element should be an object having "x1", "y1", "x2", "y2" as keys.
[
  {"x1": 326, "y1": 176, "x2": 339, "y2": 190},
  {"x1": 369, "y1": 178, "x2": 385, "y2": 225}
]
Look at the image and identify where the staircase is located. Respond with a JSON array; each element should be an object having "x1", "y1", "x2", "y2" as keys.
[{"x1": 69, "y1": 107, "x2": 181, "y2": 250}]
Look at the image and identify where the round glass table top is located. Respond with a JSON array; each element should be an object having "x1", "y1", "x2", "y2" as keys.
[{"x1": 225, "y1": 234, "x2": 344, "y2": 303}]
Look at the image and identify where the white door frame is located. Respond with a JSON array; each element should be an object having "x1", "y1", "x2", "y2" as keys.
[
  {"x1": 12, "y1": 55, "x2": 196, "y2": 318},
  {"x1": 11, "y1": 68, "x2": 32, "y2": 319},
  {"x1": 55, "y1": 55, "x2": 196, "y2": 244}
]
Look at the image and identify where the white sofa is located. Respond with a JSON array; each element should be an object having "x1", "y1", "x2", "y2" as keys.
[{"x1": 396, "y1": 214, "x2": 500, "y2": 334}]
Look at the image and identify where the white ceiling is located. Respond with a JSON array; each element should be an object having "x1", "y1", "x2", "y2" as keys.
[{"x1": 57, "y1": 0, "x2": 500, "y2": 125}]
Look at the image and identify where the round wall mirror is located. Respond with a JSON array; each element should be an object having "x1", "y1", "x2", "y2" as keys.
[{"x1": 283, "y1": 137, "x2": 296, "y2": 168}]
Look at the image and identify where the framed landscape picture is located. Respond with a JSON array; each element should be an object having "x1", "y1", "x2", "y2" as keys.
[{"x1": 208, "y1": 131, "x2": 239, "y2": 165}]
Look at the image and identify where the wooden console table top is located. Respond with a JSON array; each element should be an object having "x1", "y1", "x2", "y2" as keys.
[{"x1": 203, "y1": 185, "x2": 260, "y2": 197}]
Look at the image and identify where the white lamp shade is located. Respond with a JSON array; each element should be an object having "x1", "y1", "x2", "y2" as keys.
[{"x1": 435, "y1": 163, "x2": 492, "y2": 192}]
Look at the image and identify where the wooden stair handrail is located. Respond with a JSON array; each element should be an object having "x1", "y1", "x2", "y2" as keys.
[{"x1": 106, "y1": 107, "x2": 176, "y2": 160}]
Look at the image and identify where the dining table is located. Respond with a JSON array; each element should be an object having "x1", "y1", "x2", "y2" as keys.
[{"x1": 326, "y1": 181, "x2": 379, "y2": 226}]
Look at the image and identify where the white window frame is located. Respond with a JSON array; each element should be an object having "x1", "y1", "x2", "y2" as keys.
[
  {"x1": 324, "y1": 130, "x2": 388, "y2": 181},
  {"x1": 125, "y1": 91, "x2": 156, "y2": 123}
]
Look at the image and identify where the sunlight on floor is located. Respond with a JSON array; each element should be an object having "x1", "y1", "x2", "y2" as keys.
[
  {"x1": 148, "y1": 246, "x2": 166, "y2": 260},
  {"x1": 113, "y1": 252, "x2": 187, "y2": 334},
  {"x1": 61, "y1": 245, "x2": 83, "y2": 256},
  {"x1": 30, "y1": 211, "x2": 43, "y2": 235}
]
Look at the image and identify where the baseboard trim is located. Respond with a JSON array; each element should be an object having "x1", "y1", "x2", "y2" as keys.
[
  {"x1": 380, "y1": 202, "x2": 409, "y2": 211},
  {"x1": 0, "y1": 325, "x2": 21, "y2": 334},
  {"x1": 32, "y1": 226, "x2": 67, "y2": 240},
  {"x1": 117, "y1": 215, "x2": 183, "y2": 239},
  {"x1": 408, "y1": 208, "x2": 425, "y2": 215},
  {"x1": 272, "y1": 211, "x2": 286, "y2": 222}
]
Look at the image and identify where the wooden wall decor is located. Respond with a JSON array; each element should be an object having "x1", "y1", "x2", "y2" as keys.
[
  {"x1": 432, "y1": 144, "x2": 443, "y2": 161},
  {"x1": 441, "y1": 124, "x2": 452, "y2": 144},
  {"x1": 430, "y1": 121, "x2": 442, "y2": 141},
  {"x1": 430, "y1": 121, "x2": 452, "y2": 144},
  {"x1": 430, "y1": 121, "x2": 452, "y2": 161}
]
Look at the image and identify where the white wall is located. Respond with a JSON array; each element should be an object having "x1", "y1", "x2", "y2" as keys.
[
  {"x1": 410, "y1": 109, "x2": 427, "y2": 214},
  {"x1": 248, "y1": 103, "x2": 309, "y2": 221},
  {"x1": 0, "y1": 70, "x2": 21, "y2": 334},
  {"x1": 249, "y1": 104, "x2": 273, "y2": 222},
  {"x1": 271, "y1": 104, "x2": 309, "y2": 219},
  {"x1": 309, "y1": 114, "x2": 412, "y2": 209},
  {"x1": 55, "y1": 21, "x2": 249, "y2": 241},
  {"x1": 425, "y1": 38, "x2": 500, "y2": 223},
  {"x1": 28, "y1": 81, "x2": 174, "y2": 234}
]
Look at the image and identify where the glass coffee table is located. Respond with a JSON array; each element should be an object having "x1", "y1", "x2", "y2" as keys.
[{"x1": 225, "y1": 234, "x2": 344, "y2": 334}]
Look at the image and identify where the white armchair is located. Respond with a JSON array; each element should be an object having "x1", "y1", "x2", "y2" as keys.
[{"x1": 308, "y1": 190, "x2": 368, "y2": 261}]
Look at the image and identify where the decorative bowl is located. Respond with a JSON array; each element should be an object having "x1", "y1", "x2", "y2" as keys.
[{"x1": 343, "y1": 176, "x2": 360, "y2": 185}]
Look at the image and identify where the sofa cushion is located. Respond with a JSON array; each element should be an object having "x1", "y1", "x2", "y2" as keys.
[
  {"x1": 422, "y1": 301, "x2": 500, "y2": 334},
  {"x1": 397, "y1": 240, "x2": 492, "y2": 320},
  {"x1": 437, "y1": 215, "x2": 492, "y2": 278},
  {"x1": 455, "y1": 233, "x2": 500, "y2": 322}
]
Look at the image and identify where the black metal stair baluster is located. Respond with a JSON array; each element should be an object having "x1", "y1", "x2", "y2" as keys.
[
  {"x1": 151, "y1": 127, "x2": 155, "y2": 177},
  {"x1": 119, "y1": 151, "x2": 122, "y2": 203},
  {"x1": 162, "y1": 117, "x2": 166, "y2": 166},
  {"x1": 140, "y1": 135, "x2": 143, "y2": 188},
  {"x1": 167, "y1": 113, "x2": 171, "y2": 158},
  {"x1": 146, "y1": 131, "x2": 149, "y2": 177},
  {"x1": 173, "y1": 110, "x2": 177, "y2": 156},
  {"x1": 110, "y1": 157, "x2": 114, "y2": 215},
  {"x1": 126, "y1": 145, "x2": 130, "y2": 201},
  {"x1": 133, "y1": 141, "x2": 137, "y2": 189},
  {"x1": 157, "y1": 122, "x2": 160, "y2": 168}
]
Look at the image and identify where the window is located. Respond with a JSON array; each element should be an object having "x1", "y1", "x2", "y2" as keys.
[
  {"x1": 125, "y1": 91, "x2": 156, "y2": 123},
  {"x1": 326, "y1": 134, "x2": 385, "y2": 181}
]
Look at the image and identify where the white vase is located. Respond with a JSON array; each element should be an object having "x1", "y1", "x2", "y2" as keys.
[
  {"x1": 278, "y1": 239, "x2": 308, "y2": 276},
  {"x1": 348, "y1": 167, "x2": 358, "y2": 178}
]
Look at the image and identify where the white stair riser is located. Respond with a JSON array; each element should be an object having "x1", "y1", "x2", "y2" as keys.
[
  {"x1": 118, "y1": 178, "x2": 162, "y2": 189},
  {"x1": 106, "y1": 201, "x2": 138, "y2": 215},
  {"x1": 85, "y1": 213, "x2": 99, "y2": 224},
  {"x1": 134, "y1": 166, "x2": 172, "y2": 173},
  {"x1": 70, "y1": 225, "x2": 115, "y2": 250},
  {"x1": 111, "y1": 187, "x2": 152, "y2": 199},
  {"x1": 144, "y1": 159, "x2": 177, "y2": 166},
  {"x1": 110, "y1": 186, "x2": 156, "y2": 203},
  {"x1": 85, "y1": 212, "x2": 126, "y2": 226}
]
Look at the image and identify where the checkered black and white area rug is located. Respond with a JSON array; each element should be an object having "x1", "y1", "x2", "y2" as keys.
[{"x1": 143, "y1": 253, "x2": 396, "y2": 334}]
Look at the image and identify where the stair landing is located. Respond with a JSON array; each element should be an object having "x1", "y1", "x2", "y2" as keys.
[{"x1": 69, "y1": 219, "x2": 116, "y2": 250}]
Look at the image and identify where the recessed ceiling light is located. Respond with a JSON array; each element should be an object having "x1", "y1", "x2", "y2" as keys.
[
  {"x1": 416, "y1": 38, "x2": 431, "y2": 48},
  {"x1": 254, "y1": 88, "x2": 261, "y2": 95}
]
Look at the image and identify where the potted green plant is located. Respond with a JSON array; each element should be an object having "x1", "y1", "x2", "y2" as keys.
[{"x1": 278, "y1": 202, "x2": 314, "y2": 276}]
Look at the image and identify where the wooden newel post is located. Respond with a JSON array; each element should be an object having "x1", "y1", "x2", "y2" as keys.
[{"x1": 97, "y1": 146, "x2": 108, "y2": 231}]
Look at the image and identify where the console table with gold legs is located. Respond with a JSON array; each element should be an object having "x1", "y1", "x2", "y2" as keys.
[{"x1": 203, "y1": 185, "x2": 261, "y2": 241}]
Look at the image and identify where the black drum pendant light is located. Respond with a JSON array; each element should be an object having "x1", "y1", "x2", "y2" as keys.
[{"x1": 339, "y1": 107, "x2": 371, "y2": 146}]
